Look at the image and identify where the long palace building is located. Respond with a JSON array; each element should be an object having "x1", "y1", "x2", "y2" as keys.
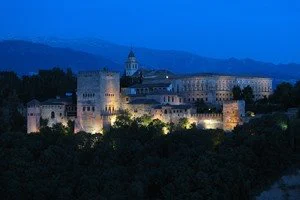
[{"x1": 27, "y1": 50, "x2": 272, "y2": 133}]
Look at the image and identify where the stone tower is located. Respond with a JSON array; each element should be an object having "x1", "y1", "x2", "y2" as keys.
[
  {"x1": 27, "y1": 99, "x2": 41, "y2": 133},
  {"x1": 223, "y1": 100, "x2": 245, "y2": 131},
  {"x1": 76, "y1": 69, "x2": 120, "y2": 133},
  {"x1": 125, "y1": 50, "x2": 139, "y2": 76}
]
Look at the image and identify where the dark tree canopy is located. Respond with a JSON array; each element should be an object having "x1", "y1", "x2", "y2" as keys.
[
  {"x1": 0, "y1": 68, "x2": 300, "y2": 199},
  {"x1": 0, "y1": 113, "x2": 298, "y2": 199},
  {"x1": 232, "y1": 85, "x2": 243, "y2": 100},
  {"x1": 270, "y1": 82, "x2": 295, "y2": 108},
  {"x1": 242, "y1": 85, "x2": 254, "y2": 104}
]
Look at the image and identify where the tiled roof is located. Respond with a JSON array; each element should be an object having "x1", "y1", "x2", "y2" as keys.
[
  {"x1": 129, "y1": 99, "x2": 160, "y2": 105},
  {"x1": 132, "y1": 68, "x2": 175, "y2": 78},
  {"x1": 27, "y1": 99, "x2": 40, "y2": 106},
  {"x1": 41, "y1": 97, "x2": 73, "y2": 105},
  {"x1": 173, "y1": 73, "x2": 270, "y2": 79},
  {"x1": 154, "y1": 104, "x2": 192, "y2": 110},
  {"x1": 146, "y1": 91, "x2": 178, "y2": 95},
  {"x1": 129, "y1": 83, "x2": 171, "y2": 89}
]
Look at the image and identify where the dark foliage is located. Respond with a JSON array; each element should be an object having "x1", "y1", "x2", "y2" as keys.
[
  {"x1": 120, "y1": 75, "x2": 142, "y2": 88},
  {"x1": 0, "y1": 113, "x2": 296, "y2": 200},
  {"x1": 232, "y1": 85, "x2": 254, "y2": 104},
  {"x1": 194, "y1": 99, "x2": 220, "y2": 114},
  {"x1": 0, "y1": 69, "x2": 76, "y2": 132},
  {"x1": 242, "y1": 86, "x2": 254, "y2": 104},
  {"x1": 232, "y1": 85, "x2": 243, "y2": 100},
  {"x1": 0, "y1": 68, "x2": 76, "y2": 103},
  {"x1": 246, "y1": 81, "x2": 300, "y2": 113}
]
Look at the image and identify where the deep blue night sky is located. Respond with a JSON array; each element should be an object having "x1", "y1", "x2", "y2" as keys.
[{"x1": 0, "y1": 0, "x2": 299, "y2": 63}]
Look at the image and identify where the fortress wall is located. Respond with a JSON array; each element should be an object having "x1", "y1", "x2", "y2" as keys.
[
  {"x1": 76, "y1": 70, "x2": 120, "y2": 133},
  {"x1": 99, "y1": 71, "x2": 120, "y2": 112},
  {"x1": 190, "y1": 114, "x2": 223, "y2": 129},
  {"x1": 223, "y1": 100, "x2": 245, "y2": 131},
  {"x1": 171, "y1": 75, "x2": 273, "y2": 105},
  {"x1": 77, "y1": 71, "x2": 102, "y2": 133},
  {"x1": 124, "y1": 103, "x2": 153, "y2": 118},
  {"x1": 27, "y1": 104, "x2": 41, "y2": 133},
  {"x1": 40, "y1": 105, "x2": 68, "y2": 127}
]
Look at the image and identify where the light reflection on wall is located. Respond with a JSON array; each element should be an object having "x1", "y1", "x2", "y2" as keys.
[
  {"x1": 162, "y1": 127, "x2": 169, "y2": 135},
  {"x1": 201, "y1": 119, "x2": 222, "y2": 129},
  {"x1": 110, "y1": 115, "x2": 117, "y2": 126}
]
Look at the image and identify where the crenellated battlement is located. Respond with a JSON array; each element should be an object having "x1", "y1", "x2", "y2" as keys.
[{"x1": 191, "y1": 113, "x2": 223, "y2": 119}]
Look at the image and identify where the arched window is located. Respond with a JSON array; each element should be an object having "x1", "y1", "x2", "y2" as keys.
[{"x1": 51, "y1": 111, "x2": 55, "y2": 119}]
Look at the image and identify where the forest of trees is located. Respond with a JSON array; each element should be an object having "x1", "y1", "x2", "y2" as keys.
[
  {"x1": 231, "y1": 82, "x2": 300, "y2": 114},
  {"x1": 0, "y1": 68, "x2": 300, "y2": 199},
  {"x1": 0, "y1": 112, "x2": 299, "y2": 199},
  {"x1": 0, "y1": 68, "x2": 76, "y2": 133}
]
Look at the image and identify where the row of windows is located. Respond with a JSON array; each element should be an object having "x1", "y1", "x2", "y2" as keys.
[
  {"x1": 162, "y1": 109, "x2": 188, "y2": 114},
  {"x1": 136, "y1": 87, "x2": 167, "y2": 94},
  {"x1": 183, "y1": 79, "x2": 271, "y2": 85},
  {"x1": 216, "y1": 93, "x2": 232, "y2": 97},
  {"x1": 216, "y1": 98, "x2": 232, "y2": 101},
  {"x1": 105, "y1": 106, "x2": 115, "y2": 113},
  {"x1": 28, "y1": 112, "x2": 63, "y2": 118},
  {"x1": 51, "y1": 111, "x2": 63, "y2": 119},
  {"x1": 182, "y1": 84, "x2": 271, "y2": 92},
  {"x1": 186, "y1": 93, "x2": 208, "y2": 96},
  {"x1": 28, "y1": 113, "x2": 40, "y2": 116},
  {"x1": 127, "y1": 64, "x2": 138, "y2": 69},
  {"x1": 83, "y1": 93, "x2": 95, "y2": 98},
  {"x1": 185, "y1": 98, "x2": 208, "y2": 102},
  {"x1": 42, "y1": 105, "x2": 62, "y2": 109},
  {"x1": 164, "y1": 96, "x2": 175, "y2": 103},
  {"x1": 105, "y1": 93, "x2": 115, "y2": 97},
  {"x1": 83, "y1": 106, "x2": 95, "y2": 112},
  {"x1": 66, "y1": 106, "x2": 77, "y2": 111}
]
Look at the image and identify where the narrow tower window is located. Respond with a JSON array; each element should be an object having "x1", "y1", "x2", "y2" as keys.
[{"x1": 51, "y1": 111, "x2": 55, "y2": 119}]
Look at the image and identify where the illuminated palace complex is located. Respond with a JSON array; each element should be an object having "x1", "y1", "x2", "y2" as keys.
[{"x1": 27, "y1": 50, "x2": 273, "y2": 133}]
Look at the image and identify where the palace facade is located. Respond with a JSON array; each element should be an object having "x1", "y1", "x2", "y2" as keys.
[{"x1": 27, "y1": 50, "x2": 272, "y2": 133}]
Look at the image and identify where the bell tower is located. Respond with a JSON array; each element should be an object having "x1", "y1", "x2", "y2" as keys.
[{"x1": 125, "y1": 50, "x2": 139, "y2": 76}]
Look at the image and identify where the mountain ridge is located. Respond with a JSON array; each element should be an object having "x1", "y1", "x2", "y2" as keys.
[
  {"x1": 0, "y1": 38, "x2": 299, "y2": 85},
  {"x1": 28, "y1": 37, "x2": 300, "y2": 80},
  {"x1": 0, "y1": 39, "x2": 121, "y2": 74}
]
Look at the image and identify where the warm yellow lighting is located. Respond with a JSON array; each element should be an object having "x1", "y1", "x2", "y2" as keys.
[
  {"x1": 162, "y1": 127, "x2": 169, "y2": 135},
  {"x1": 110, "y1": 115, "x2": 117, "y2": 126},
  {"x1": 203, "y1": 119, "x2": 219, "y2": 129}
]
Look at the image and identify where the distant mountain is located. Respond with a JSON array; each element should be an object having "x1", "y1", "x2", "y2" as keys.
[
  {"x1": 0, "y1": 38, "x2": 299, "y2": 85},
  {"x1": 29, "y1": 37, "x2": 300, "y2": 82},
  {"x1": 0, "y1": 40, "x2": 121, "y2": 75}
]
